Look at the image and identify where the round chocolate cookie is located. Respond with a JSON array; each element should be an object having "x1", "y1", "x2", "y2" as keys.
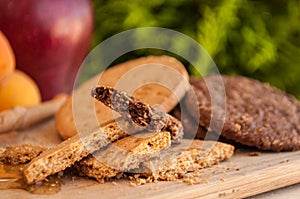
[{"x1": 185, "y1": 75, "x2": 300, "y2": 151}]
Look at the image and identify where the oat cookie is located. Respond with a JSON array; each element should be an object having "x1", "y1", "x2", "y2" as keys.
[{"x1": 185, "y1": 75, "x2": 300, "y2": 151}]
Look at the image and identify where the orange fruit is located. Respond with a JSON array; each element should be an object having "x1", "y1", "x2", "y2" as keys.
[
  {"x1": 0, "y1": 31, "x2": 15, "y2": 82},
  {"x1": 0, "y1": 70, "x2": 41, "y2": 111}
]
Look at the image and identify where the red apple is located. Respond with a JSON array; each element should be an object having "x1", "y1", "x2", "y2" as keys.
[{"x1": 0, "y1": 0, "x2": 94, "y2": 100}]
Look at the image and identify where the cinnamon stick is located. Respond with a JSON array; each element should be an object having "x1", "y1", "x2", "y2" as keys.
[{"x1": 0, "y1": 94, "x2": 67, "y2": 133}]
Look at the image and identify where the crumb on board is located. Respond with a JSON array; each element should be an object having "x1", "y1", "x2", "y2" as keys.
[
  {"x1": 218, "y1": 192, "x2": 227, "y2": 197},
  {"x1": 280, "y1": 159, "x2": 290, "y2": 164},
  {"x1": 248, "y1": 152, "x2": 261, "y2": 156},
  {"x1": 220, "y1": 177, "x2": 225, "y2": 182},
  {"x1": 148, "y1": 186, "x2": 160, "y2": 190}
]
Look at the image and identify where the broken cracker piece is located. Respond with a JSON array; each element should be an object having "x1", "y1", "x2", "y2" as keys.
[
  {"x1": 0, "y1": 144, "x2": 45, "y2": 165},
  {"x1": 91, "y1": 86, "x2": 183, "y2": 143},
  {"x1": 76, "y1": 131, "x2": 171, "y2": 182},
  {"x1": 134, "y1": 139, "x2": 234, "y2": 182},
  {"x1": 23, "y1": 120, "x2": 131, "y2": 185}
]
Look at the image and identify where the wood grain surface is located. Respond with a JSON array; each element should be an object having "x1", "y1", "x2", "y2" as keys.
[{"x1": 1, "y1": 119, "x2": 300, "y2": 199}]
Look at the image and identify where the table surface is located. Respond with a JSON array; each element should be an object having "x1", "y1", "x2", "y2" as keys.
[
  {"x1": 249, "y1": 183, "x2": 300, "y2": 199},
  {"x1": 1, "y1": 119, "x2": 300, "y2": 199}
]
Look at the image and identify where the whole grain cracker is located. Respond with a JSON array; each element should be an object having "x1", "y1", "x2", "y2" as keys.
[{"x1": 76, "y1": 131, "x2": 171, "y2": 182}]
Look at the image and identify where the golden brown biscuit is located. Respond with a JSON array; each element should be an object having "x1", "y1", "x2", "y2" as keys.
[{"x1": 55, "y1": 56, "x2": 189, "y2": 139}]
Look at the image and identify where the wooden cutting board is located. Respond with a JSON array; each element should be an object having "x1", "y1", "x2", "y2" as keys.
[{"x1": 0, "y1": 119, "x2": 300, "y2": 199}]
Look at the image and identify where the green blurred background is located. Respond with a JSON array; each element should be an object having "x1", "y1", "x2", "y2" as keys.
[{"x1": 90, "y1": 0, "x2": 300, "y2": 98}]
